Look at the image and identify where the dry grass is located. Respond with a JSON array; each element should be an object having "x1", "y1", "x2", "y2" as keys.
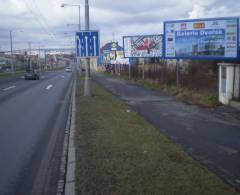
[{"x1": 75, "y1": 77, "x2": 237, "y2": 195}]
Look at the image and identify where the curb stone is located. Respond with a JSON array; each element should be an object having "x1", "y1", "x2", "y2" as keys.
[
  {"x1": 56, "y1": 74, "x2": 76, "y2": 195},
  {"x1": 64, "y1": 76, "x2": 76, "y2": 195}
]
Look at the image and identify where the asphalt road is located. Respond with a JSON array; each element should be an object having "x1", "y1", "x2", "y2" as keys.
[
  {"x1": 94, "y1": 73, "x2": 240, "y2": 191},
  {"x1": 0, "y1": 70, "x2": 74, "y2": 195}
]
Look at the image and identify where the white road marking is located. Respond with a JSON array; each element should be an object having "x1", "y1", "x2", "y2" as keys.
[
  {"x1": 46, "y1": 84, "x2": 53, "y2": 90},
  {"x1": 3, "y1": 85, "x2": 16, "y2": 91},
  {"x1": 61, "y1": 75, "x2": 65, "y2": 78}
]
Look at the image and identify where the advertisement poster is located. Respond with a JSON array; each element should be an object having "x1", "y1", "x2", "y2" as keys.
[
  {"x1": 164, "y1": 17, "x2": 238, "y2": 59},
  {"x1": 123, "y1": 35, "x2": 163, "y2": 58}
]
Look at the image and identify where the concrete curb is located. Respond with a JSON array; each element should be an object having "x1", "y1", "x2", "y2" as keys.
[
  {"x1": 64, "y1": 76, "x2": 76, "y2": 195},
  {"x1": 56, "y1": 75, "x2": 76, "y2": 195}
]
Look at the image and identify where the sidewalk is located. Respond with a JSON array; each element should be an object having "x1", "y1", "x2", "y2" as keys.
[{"x1": 93, "y1": 73, "x2": 240, "y2": 191}]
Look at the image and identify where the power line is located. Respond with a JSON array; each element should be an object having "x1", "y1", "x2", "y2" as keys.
[
  {"x1": 30, "y1": 0, "x2": 56, "y2": 39},
  {"x1": 22, "y1": 0, "x2": 55, "y2": 39}
]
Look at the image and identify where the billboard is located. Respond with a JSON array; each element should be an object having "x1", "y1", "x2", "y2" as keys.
[
  {"x1": 123, "y1": 35, "x2": 163, "y2": 58},
  {"x1": 164, "y1": 17, "x2": 239, "y2": 60}
]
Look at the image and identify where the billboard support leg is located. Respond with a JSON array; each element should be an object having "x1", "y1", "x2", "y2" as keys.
[
  {"x1": 119, "y1": 64, "x2": 121, "y2": 76},
  {"x1": 176, "y1": 59, "x2": 180, "y2": 87},
  {"x1": 142, "y1": 59, "x2": 145, "y2": 80},
  {"x1": 129, "y1": 63, "x2": 131, "y2": 80}
]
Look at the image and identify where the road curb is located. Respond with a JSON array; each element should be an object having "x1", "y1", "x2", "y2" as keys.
[
  {"x1": 56, "y1": 74, "x2": 76, "y2": 195},
  {"x1": 64, "y1": 76, "x2": 76, "y2": 195}
]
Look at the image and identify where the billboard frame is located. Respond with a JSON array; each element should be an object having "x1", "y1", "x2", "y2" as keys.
[
  {"x1": 123, "y1": 34, "x2": 164, "y2": 58},
  {"x1": 163, "y1": 16, "x2": 239, "y2": 60}
]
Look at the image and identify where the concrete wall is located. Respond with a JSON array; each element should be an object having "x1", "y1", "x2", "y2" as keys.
[{"x1": 219, "y1": 64, "x2": 240, "y2": 105}]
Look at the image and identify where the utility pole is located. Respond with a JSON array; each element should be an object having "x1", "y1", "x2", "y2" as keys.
[
  {"x1": 29, "y1": 42, "x2": 32, "y2": 70},
  {"x1": 84, "y1": 0, "x2": 91, "y2": 96},
  {"x1": 44, "y1": 50, "x2": 47, "y2": 70},
  {"x1": 10, "y1": 30, "x2": 14, "y2": 73},
  {"x1": 77, "y1": 5, "x2": 81, "y2": 74},
  {"x1": 60, "y1": 3, "x2": 81, "y2": 67},
  {"x1": 38, "y1": 46, "x2": 41, "y2": 70},
  {"x1": 78, "y1": 5, "x2": 81, "y2": 31}
]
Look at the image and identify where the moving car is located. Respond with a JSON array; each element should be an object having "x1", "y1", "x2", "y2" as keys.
[
  {"x1": 65, "y1": 67, "x2": 72, "y2": 72},
  {"x1": 24, "y1": 69, "x2": 40, "y2": 80}
]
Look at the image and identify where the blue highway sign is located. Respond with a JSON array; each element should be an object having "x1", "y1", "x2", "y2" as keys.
[{"x1": 76, "y1": 31, "x2": 100, "y2": 58}]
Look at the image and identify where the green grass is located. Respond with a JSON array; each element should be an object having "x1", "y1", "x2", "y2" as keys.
[
  {"x1": 0, "y1": 71, "x2": 24, "y2": 79},
  {"x1": 49, "y1": 66, "x2": 68, "y2": 71},
  {"x1": 75, "y1": 77, "x2": 238, "y2": 195}
]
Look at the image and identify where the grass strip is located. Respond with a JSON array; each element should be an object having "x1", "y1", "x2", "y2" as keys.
[
  {"x1": 75, "y1": 77, "x2": 238, "y2": 195},
  {"x1": 0, "y1": 71, "x2": 24, "y2": 79}
]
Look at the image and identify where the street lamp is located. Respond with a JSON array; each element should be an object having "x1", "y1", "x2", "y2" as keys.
[
  {"x1": 61, "y1": 3, "x2": 81, "y2": 31},
  {"x1": 9, "y1": 29, "x2": 24, "y2": 73}
]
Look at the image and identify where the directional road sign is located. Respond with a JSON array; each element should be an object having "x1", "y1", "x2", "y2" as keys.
[{"x1": 76, "y1": 31, "x2": 100, "y2": 58}]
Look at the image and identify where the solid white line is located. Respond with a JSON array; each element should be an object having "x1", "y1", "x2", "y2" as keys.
[
  {"x1": 46, "y1": 84, "x2": 53, "y2": 90},
  {"x1": 3, "y1": 85, "x2": 16, "y2": 91}
]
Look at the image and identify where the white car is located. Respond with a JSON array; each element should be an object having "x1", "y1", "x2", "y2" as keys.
[{"x1": 65, "y1": 67, "x2": 72, "y2": 72}]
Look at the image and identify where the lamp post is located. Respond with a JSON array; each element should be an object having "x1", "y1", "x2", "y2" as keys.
[
  {"x1": 9, "y1": 30, "x2": 13, "y2": 73},
  {"x1": 61, "y1": 3, "x2": 81, "y2": 69},
  {"x1": 9, "y1": 29, "x2": 24, "y2": 73},
  {"x1": 61, "y1": 3, "x2": 81, "y2": 31},
  {"x1": 28, "y1": 42, "x2": 32, "y2": 70}
]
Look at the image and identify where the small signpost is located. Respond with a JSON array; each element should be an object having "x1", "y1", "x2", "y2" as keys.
[{"x1": 76, "y1": 31, "x2": 100, "y2": 58}]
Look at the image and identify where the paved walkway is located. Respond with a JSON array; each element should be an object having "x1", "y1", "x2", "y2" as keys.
[{"x1": 94, "y1": 73, "x2": 240, "y2": 191}]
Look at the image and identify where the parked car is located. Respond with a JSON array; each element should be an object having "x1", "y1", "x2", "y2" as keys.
[{"x1": 24, "y1": 69, "x2": 40, "y2": 80}]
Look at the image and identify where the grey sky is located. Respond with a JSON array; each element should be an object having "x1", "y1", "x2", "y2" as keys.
[{"x1": 0, "y1": 0, "x2": 239, "y2": 51}]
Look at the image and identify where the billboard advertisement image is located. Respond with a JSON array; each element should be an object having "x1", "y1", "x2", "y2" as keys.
[
  {"x1": 123, "y1": 35, "x2": 163, "y2": 58},
  {"x1": 164, "y1": 17, "x2": 239, "y2": 59}
]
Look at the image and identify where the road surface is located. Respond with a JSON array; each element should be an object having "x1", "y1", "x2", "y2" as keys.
[
  {"x1": 94, "y1": 73, "x2": 240, "y2": 191},
  {"x1": 0, "y1": 70, "x2": 73, "y2": 195}
]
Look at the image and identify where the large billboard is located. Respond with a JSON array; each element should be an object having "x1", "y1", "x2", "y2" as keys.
[
  {"x1": 164, "y1": 17, "x2": 239, "y2": 60},
  {"x1": 123, "y1": 35, "x2": 163, "y2": 58}
]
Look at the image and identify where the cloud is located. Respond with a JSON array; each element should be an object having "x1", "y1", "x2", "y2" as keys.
[{"x1": 0, "y1": 0, "x2": 239, "y2": 50}]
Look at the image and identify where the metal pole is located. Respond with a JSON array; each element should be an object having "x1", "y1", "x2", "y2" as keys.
[
  {"x1": 44, "y1": 50, "x2": 47, "y2": 70},
  {"x1": 78, "y1": 5, "x2": 81, "y2": 31},
  {"x1": 142, "y1": 58, "x2": 145, "y2": 80},
  {"x1": 10, "y1": 30, "x2": 14, "y2": 73},
  {"x1": 84, "y1": 0, "x2": 91, "y2": 96},
  {"x1": 29, "y1": 42, "x2": 32, "y2": 70},
  {"x1": 77, "y1": 5, "x2": 81, "y2": 75},
  {"x1": 129, "y1": 63, "x2": 131, "y2": 80},
  {"x1": 176, "y1": 59, "x2": 179, "y2": 87},
  {"x1": 38, "y1": 47, "x2": 41, "y2": 70}
]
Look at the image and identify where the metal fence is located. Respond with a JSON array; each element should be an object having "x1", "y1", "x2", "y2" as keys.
[{"x1": 102, "y1": 60, "x2": 219, "y2": 94}]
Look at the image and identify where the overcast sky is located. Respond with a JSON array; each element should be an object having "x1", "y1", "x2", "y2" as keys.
[{"x1": 0, "y1": 0, "x2": 239, "y2": 51}]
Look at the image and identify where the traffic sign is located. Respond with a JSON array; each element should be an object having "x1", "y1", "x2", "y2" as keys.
[{"x1": 76, "y1": 31, "x2": 100, "y2": 58}]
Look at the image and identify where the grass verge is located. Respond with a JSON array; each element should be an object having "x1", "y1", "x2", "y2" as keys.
[
  {"x1": 0, "y1": 71, "x2": 24, "y2": 79},
  {"x1": 75, "y1": 76, "x2": 238, "y2": 195}
]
